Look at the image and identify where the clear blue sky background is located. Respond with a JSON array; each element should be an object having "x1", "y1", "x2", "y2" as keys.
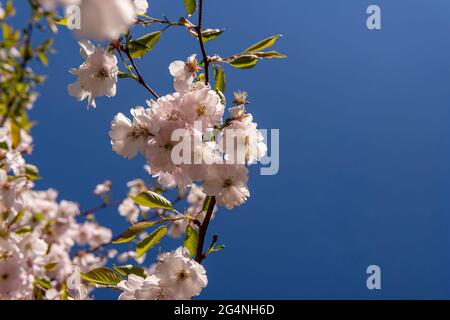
[{"x1": 10, "y1": 0, "x2": 450, "y2": 299}]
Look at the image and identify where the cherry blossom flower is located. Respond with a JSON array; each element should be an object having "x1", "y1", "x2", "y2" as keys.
[
  {"x1": 0, "y1": 256, "x2": 29, "y2": 299},
  {"x1": 93, "y1": 180, "x2": 112, "y2": 195},
  {"x1": 132, "y1": 0, "x2": 149, "y2": 15},
  {"x1": 75, "y1": 0, "x2": 137, "y2": 41},
  {"x1": 117, "y1": 274, "x2": 161, "y2": 300},
  {"x1": 68, "y1": 41, "x2": 118, "y2": 109},
  {"x1": 117, "y1": 250, "x2": 146, "y2": 265},
  {"x1": 220, "y1": 117, "x2": 267, "y2": 164},
  {"x1": 109, "y1": 108, "x2": 155, "y2": 159},
  {"x1": 179, "y1": 85, "x2": 225, "y2": 129},
  {"x1": 76, "y1": 222, "x2": 112, "y2": 248},
  {"x1": 153, "y1": 247, "x2": 207, "y2": 299},
  {"x1": 66, "y1": 268, "x2": 88, "y2": 300},
  {"x1": 118, "y1": 198, "x2": 140, "y2": 224},
  {"x1": 203, "y1": 164, "x2": 250, "y2": 209},
  {"x1": 169, "y1": 54, "x2": 201, "y2": 93}
]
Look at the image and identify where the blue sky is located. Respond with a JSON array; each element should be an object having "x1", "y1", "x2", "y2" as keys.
[{"x1": 10, "y1": 0, "x2": 450, "y2": 299}]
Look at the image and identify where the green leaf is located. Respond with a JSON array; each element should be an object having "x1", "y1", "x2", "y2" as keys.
[
  {"x1": 206, "y1": 244, "x2": 225, "y2": 256},
  {"x1": 8, "y1": 208, "x2": 26, "y2": 227},
  {"x1": 200, "y1": 29, "x2": 224, "y2": 42},
  {"x1": 37, "y1": 52, "x2": 48, "y2": 66},
  {"x1": 80, "y1": 267, "x2": 123, "y2": 285},
  {"x1": 213, "y1": 67, "x2": 226, "y2": 94},
  {"x1": 130, "y1": 191, "x2": 173, "y2": 210},
  {"x1": 54, "y1": 17, "x2": 68, "y2": 26},
  {"x1": 15, "y1": 226, "x2": 32, "y2": 235},
  {"x1": 136, "y1": 226, "x2": 167, "y2": 257},
  {"x1": 202, "y1": 196, "x2": 213, "y2": 212},
  {"x1": 44, "y1": 262, "x2": 58, "y2": 272},
  {"x1": 25, "y1": 164, "x2": 40, "y2": 180},
  {"x1": 118, "y1": 71, "x2": 131, "y2": 79},
  {"x1": 229, "y1": 55, "x2": 260, "y2": 69},
  {"x1": 60, "y1": 284, "x2": 69, "y2": 300},
  {"x1": 128, "y1": 31, "x2": 161, "y2": 59},
  {"x1": 244, "y1": 34, "x2": 282, "y2": 53},
  {"x1": 253, "y1": 51, "x2": 287, "y2": 59},
  {"x1": 184, "y1": 225, "x2": 199, "y2": 257},
  {"x1": 112, "y1": 220, "x2": 165, "y2": 244},
  {"x1": 10, "y1": 121, "x2": 20, "y2": 149},
  {"x1": 184, "y1": 0, "x2": 197, "y2": 16},
  {"x1": 212, "y1": 244, "x2": 225, "y2": 252},
  {"x1": 0, "y1": 141, "x2": 9, "y2": 151},
  {"x1": 5, "y1": 1, "x2": 15, "y2": 16},
  {"x1": 35, "y1": 278, "x2": 52, "y2": 291},
  {"x1": 113, "y1": 265, "x2": 147, "y2": 278}
]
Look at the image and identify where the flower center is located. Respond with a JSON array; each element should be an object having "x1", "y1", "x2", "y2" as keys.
[
  {"x1": 167, "y1": 111, "x2": 180, "y2": 121},
  {"x1": 196, "y1": 105, "x2": 206, "y2": 116},
  {"x1": 129, "y1": 127, "x2": 149, "y2": 139},
  {"x1": 223, "y1": 179, "x2": 233, "y2": 188},
  {"x1": 163, "y1": 143, "x2": 173, "y2": 151},
  {"x1": 95, "y1": 68, "x2": 109, "y2": 78},
  {"x1": 186, "y1": 61, "x2": 200, "y2": 73},
  {"x1": 177, "y1": 270, "x2": 188, "y2": 281}
]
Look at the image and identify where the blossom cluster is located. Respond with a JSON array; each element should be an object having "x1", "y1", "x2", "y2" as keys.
[
  {"x1": 0, "y1": 0, "x2": 283, "y2": 300},
  {"x1": 109, "y1": 55, "x2": 267, "y2": 209},
  {"x1": 0, "y1": 118, "x2": 112, "y2": 300},
  {"x1": 117, "y1": 247, "x2": 207, "y2": 300}
]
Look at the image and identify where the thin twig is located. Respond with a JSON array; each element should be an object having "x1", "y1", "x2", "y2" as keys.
[
  {"x1": 122, "y1": 47, "x2": 160, "y2": 99},
  {"x1": 136, "y1": 17, "x2": 183, "y2": 27},
  {"x1": 80, "y1": 200, "x2": 122, "y2": 217},
  {"x1": 196, "y1": 0, "x2": 210, "y2": 85}
]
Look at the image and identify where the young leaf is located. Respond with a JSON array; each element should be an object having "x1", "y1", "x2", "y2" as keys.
[
  {"x1": 212, "y1": 244, "x2": 225, "y2": 252},
  {"x1": 25, "y1": 164, "x2": 40, "y2": 180},
  {"x1": 184, "y1": 0, "x2": 197, "y2": 16},
  {"x1": 202, "y1": 196, "x2": 213, "y2": 212},
  {"x1": 44, "y1": 262, "x2": 58, "y2": 272},
  {"x1": 130, "y1": 191, "x2": 173, "y2": 210},
  {"x1": 35, "y1": 278, "x2": 52, "y2": 291},
  {"x1": 80, "y1": 267, "x2": 123, "y2": 285},
  {"x1": 194, "y1": 29, "x2": 224, "y2": 42},
  {"x1": 8, "y1": 208, "x2": 26, "y2": 227},
  {"x1": 229, "y1": 55, "x2": 260, "y2": 69},
  {"x1": 112, "y1": 265, "x2": 147, "y2": 278},
  {"x1": 112, "y1": 220, "x2": 165, "y2": 244},
  {"x1": 136, "y1": 226, "x2": 167, "y2": 257},
  {"x1": 244, "y1": 34, "x2": 282, "y2": 53},
  {"x1": 10, "y1": 120, "x2": 20, "y2": 149},
  {"x1": 253, "y1": 51, "x2": 287, "y2": 59},
  {"x1": 118, "y1": 71, "x2": 132, "y2": 79},
  {"x1": 128, "y1": 31, "x2": 161, "y2": 59},
  {"x1": 213, "y1": 67, "x2": 226, "y2": 94},
  {"x1": 0, "y1": 141, "x2": 8, "y2": 150},
  {"x1": 14, "y1": 226, "x2": 32, "y2": 235},
  {"x1": 37, "y1": 52, "x2": 48, "y2": 66},
  {"x1": 184, "y1": 225, "x2": 199, "y2": 257},
  {"x1": 54, "y1": 17, "x2": 68, "y2": 26}
]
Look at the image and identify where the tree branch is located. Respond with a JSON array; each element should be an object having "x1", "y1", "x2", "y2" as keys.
[{"x1": 195, "y1": 196, "x2": 216, "y2": 263}]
